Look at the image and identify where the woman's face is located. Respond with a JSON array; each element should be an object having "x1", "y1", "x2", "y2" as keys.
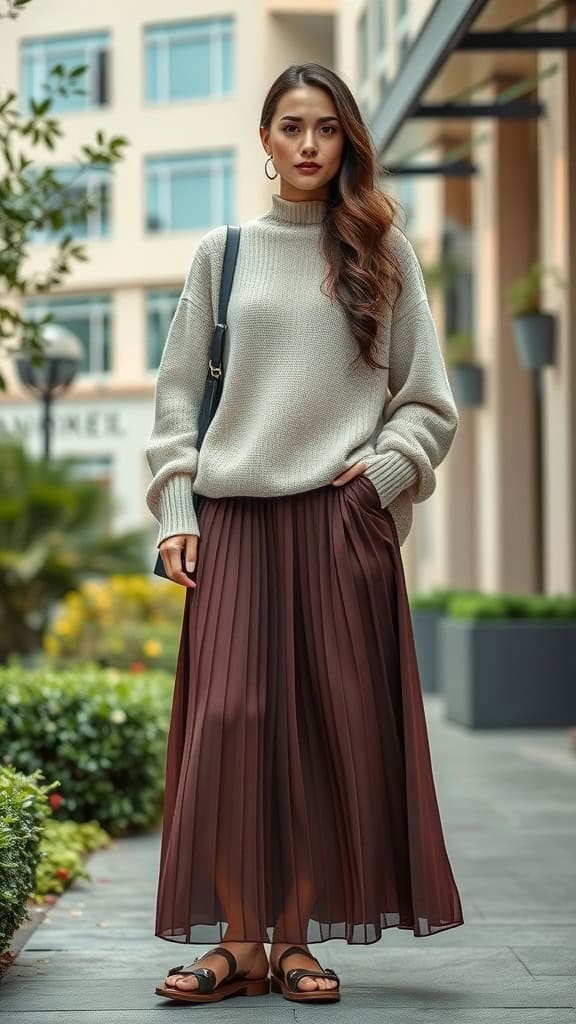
[{"x1": 260, "y1": 84, "x2": 346, "y2": 201}]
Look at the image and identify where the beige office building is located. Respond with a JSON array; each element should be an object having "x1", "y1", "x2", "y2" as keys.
[{"x1": 2, "y1": 0, "x2": 574, "y2": 594}]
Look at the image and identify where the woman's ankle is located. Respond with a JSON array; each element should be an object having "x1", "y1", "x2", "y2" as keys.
[{"x1": 220, "y1": 936, "x2": 266, "y2": 951}]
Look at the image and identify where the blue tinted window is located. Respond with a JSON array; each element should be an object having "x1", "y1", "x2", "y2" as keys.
[
  {"x1": 146, "y1": 289, "x2": 181, "y2": 369},
  {"x1": 145, "y1": 18, "x2": 234, "y2": 102},
  {"x1": 31, "y1": 165, "x2": 111, "y2": 242},
  {"x1": 25, "y1": 295, "x2": 112, "y2": 375},
  {"x1": 357, "y1": 11, "x2": 368, "y2": 83},
  {"x1": 145, "y1": 152, "x2": 234, "y2": 233},
  {"x1": 22, "y1": 33, "x2": 109, "y2": 113}
]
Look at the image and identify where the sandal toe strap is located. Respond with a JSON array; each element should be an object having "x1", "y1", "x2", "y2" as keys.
[
  {"x1": 166, "y1": 946, "x2": 238, "y2": 994},
  {"x1": 286, "y1": 966, "x2": 340, "y2": 992},
  {"x1": 166, "y1": 964, "x2": 217, "y2": 994}
]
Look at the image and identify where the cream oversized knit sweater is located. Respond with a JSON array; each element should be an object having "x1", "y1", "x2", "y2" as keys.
[{"x1": 145, "y1": 193, "x2": 458, "y2": 547}]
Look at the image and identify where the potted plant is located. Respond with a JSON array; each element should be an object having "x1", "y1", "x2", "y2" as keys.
[
  {"x1": 506, "y1": 262, "x2": 563, "y2": 370},
  {"x1": 410, "y1": 588, "x2": 460, "y2": 693},
  {"x1": 439, "y1": 592, "x2": 576, "y2": 728},
  {"x1": 410, "y1": 588, "x2": 480, "y2": 693},
  {"x1": 446, "y1": 332, "x2": 484, "y2": 407}
]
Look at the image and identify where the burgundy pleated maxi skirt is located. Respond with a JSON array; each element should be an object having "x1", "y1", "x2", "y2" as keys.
[{"x1": 155, "y1": 473, "x2": 464, "y2": 945}]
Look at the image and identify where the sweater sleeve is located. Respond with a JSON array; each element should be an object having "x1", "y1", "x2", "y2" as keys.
[
  {"x1": 362, "y1": 227, "x2": 459, "y2": 509},
  {"x1": 144, "y1": 228, "x2": 223, "y2": 545}
]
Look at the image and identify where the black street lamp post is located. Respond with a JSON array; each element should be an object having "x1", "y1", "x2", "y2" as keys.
[{"x1": 15, "y1": 324, "x2": 83, "y2": 461}]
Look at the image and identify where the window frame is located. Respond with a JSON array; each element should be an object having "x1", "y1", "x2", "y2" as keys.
[
  {"x1": 21, "y1": 31, "x2": 110, "y2": 113},
  {"x1": 31, "y1": 164, "x2": 112, "y2": 243},
  {"x1": 356, "y1": 7, "x2": 370, "y2": 113},
  {"x1": 144, "y1": 150, "x2": 234, "y2": 234},
  {"x1": 375, "y1": 0, "x2": 389, "y2": 102},
  {"x1": 24, "y1": 294, "x2": 113, "y2": 377},
  {"x1": 144, "y1": 16, "x2": 234, "y2": 103},
  {"x1": 396, "y1": 0, "x2": 411, "y2": 63},
  {"x1": 145, "y1": 287, "x2": 181, "y2": 371}
]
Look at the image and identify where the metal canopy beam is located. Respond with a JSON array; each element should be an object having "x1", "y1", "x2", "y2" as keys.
[
  {"x1": 373, "y1": 0, "x2": 490, "y2": 154},
  {"x1": 385, "y1": 162, "x2": 478, "y2": 177},
  {"x1": 413, "y1": 100, "x2": 544, "y2": 119},
  {"x1": 458, "y1": 30, "x2": 576, "y2": 50}
]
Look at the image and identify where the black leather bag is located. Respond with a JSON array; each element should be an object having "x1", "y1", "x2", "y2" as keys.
[{"x1": 152, "y1": 224, "x2": 242, "y2": 579}]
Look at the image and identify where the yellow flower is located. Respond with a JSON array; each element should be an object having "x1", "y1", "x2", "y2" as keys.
[
  {"x1": 43, "y1": 634, "x2": 59, "y2": 656},
  {"x1": 54, "y1": 617, "x2": 74, "y2": 637},
  {"x1": 143, "y1": 639, "x2": 162, "y2": 659},
  {"x1": 94, "y1": 591, "x2": 112, "y2": 612}
]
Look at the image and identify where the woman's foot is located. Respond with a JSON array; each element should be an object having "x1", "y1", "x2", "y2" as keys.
[
  {"x1": 163, "y1": 940, "x2": 268, "y2": 992},
  {"x1": 269, "y1": 942, "x2": 339, "y2": 992}
]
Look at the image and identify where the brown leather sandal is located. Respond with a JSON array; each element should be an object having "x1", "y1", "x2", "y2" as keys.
[
  {"x1": 155, "y1": 945, "x2": 270, "y2": 1003},
  {"x1": 270, "y1": 944, "x2": 341, "y2": 1003}
]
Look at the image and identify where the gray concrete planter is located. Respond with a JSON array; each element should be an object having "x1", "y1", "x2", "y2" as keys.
[
  {"x1": 439, "y1": 617, "x2": 576, "y2": 728},
  {"x1": 411, "y1": 608, "x2": 443, "y2": 693},
  {"x1": 512, "y1": 312, "x2": 555, "y2": 369},
  {"x1": 451, "y1": 363, "x2": 484, "y2": 407}
]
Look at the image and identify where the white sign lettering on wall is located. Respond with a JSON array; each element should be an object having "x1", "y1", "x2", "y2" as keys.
[
  {"x1": 0, "y1": 396, "x2": 155, "y2": 534},
  {"x1": 0, "y1": 409, "x2": 126, "y2": 439}
]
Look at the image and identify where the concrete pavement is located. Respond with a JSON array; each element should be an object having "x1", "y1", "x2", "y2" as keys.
[{"x1": 1, "y1": 695, "x2": 575, "y2": 1023}]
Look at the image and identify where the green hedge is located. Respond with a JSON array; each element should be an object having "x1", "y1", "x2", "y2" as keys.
[
  {"x1": 410, "y1": 589, "x2": 576, "y2": 619},
  {"x1": 0, "y1": 765, "x2": 52, "y2": 955},
  {"x1": 410, "y1": 588, "x2": 468, "y2": 611},
  {"x1": 446, "y1": 593, "x2": 576, "y2": 620},
  {"x1": 0, "y1": 665, "x2": 173, "y2": 836}
]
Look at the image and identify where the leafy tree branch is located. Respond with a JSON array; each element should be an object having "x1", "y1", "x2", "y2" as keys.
[{"x1": 0, "y1": 12, "x2": 129, "y2": 387}]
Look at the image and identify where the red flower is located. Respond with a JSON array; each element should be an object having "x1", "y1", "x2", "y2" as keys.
[
  {"x1": 56, "y1": 867, "x2": 70, "y2": 879},
  {"x1": 129, "y1": 661, "x2": 146, "y2": 674},
  {"x1": 49, "y1": 793, "x2": 63, "y2": 810}
]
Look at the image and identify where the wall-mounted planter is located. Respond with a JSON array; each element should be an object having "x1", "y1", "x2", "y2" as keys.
[
  {"x1": 410, "y1": 608, "x2": 443, "y2": 693},
  {"x1": 451, "y1": 363, "x2": 484, "y2": 407},
  {"x1": 512, "y1": 312, "x2": 555, "y2": 370},
  {"x1": 439, "y1": 617, "x2": 576, "y2": 728}
]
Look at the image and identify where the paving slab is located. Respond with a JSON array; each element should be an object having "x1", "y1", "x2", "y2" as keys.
[
  {"x1": 1, "y1": 695, "x2": 575, "y2": 1024},
  {"x1": 5, "y1": 1012, "x2": 576, "y2": 1024},
  {"x1": 1, "y1": 977, "x2": 576, "y2": 1012}
]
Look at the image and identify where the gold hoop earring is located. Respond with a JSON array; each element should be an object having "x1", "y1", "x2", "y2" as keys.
[{"x1": 265, "y1": 155, "x2": 278, "y2": 180}]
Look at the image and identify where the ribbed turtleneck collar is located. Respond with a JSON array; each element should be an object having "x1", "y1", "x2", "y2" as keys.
[{"x1": 263, "y1": 192, "x2": 329, "y2": 226}]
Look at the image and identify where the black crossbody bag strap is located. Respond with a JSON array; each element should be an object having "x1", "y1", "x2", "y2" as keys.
[{"x1": 153, "y1": 224, "x2": 242, "y2": 579}]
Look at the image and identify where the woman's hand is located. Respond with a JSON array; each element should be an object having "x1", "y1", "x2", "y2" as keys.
[
  {"x1": 159, "y1": 467, "x2": 368, "y2": 585},
  {"x1": 158, "y1": 534, "x2": 198, "y2": 588},
  {"x1": 331, "y1": 461, "x2": 368, "y2": 486}
]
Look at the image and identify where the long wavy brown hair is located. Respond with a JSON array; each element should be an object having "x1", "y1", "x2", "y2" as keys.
[{"x1": 260, "y1": 63, "x2": 402, "y2": 371}]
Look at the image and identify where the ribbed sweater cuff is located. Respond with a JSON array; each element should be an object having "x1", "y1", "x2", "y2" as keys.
[
  {"x1": 362, "y1": 452, "x2": 418, "y2": 508},
  {"x1": 157, "y1": 474, "x2": 199, "y2": 546}
]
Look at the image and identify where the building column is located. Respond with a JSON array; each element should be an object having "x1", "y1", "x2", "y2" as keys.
[
  {"x1": 437, "y1": 173, "x2": 477, "y2": 589},
  {"x1": 538, "y1": 31, "x2": 576, "y2": 593},
  {"x1": 472, "y1": 107, "x2": 540, "y2": 592}
]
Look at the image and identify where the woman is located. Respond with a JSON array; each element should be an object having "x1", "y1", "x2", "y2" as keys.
[{"x1": 147, "y1": 63, "x2": 463, "y2": 1007}]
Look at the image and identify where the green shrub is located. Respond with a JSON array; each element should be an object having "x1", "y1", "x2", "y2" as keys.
[
  {"x1": 505, "y1": 261, "x2": 564, "y2": 316},
  {"x1": 410, "y1": 588, "x2": 474, "y2": 612},
  {"x1": 35, "y1": 819, "x2": 110, "y2": 901},
  {"x1": 445, "y1": 332, "x2": 477, "y2": 368},
  {"x1": 446, "y1": 592, "x2": 576, "y2": 620},
  {"x1": 0, "y1": 765, "x2": 53, "y2": 955},
  {"x1": 0, "y1": 664, "x2": 173, "y2": 836},
  {"x1": 0, "y1": 444, "x2": 148, "y2": 665}
]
